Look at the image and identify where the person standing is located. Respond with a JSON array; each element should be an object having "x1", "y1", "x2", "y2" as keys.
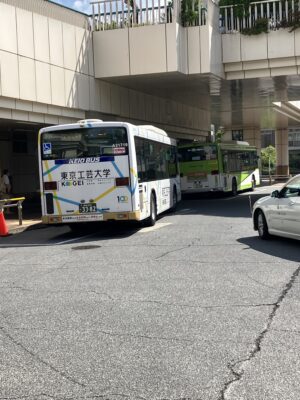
[{"x1": 1, "y1": 169, "x2": 11, "y2": 196}]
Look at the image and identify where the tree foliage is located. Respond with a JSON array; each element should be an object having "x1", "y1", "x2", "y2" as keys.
[
  {"x1": 261, "y1": 145, "x2": 276, "y2": 173},
  {"x1": 215, "y1": 126, "x2": 225, "y2": 143}
]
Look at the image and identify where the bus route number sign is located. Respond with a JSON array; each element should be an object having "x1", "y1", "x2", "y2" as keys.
[{"x1": 79, "y1": 203, "x2": 97, "y2": 213}]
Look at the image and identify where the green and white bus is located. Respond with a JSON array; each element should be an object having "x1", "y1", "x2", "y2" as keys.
[
  {"x1": 38, "y1": 120, "x2": 180, "y2": 228},
  {"x1": 178, "y1": 141, "x2": 260, "y2": 195}
]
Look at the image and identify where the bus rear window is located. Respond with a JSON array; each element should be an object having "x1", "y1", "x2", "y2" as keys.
[
  {"x1": 178, "y1": 146, "x2": 217, "y2": 162},
  {"x1": 41, "y1": 127, "x2": 128, "y2": 160}
]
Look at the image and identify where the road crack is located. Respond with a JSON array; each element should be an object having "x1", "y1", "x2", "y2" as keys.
[
  {"x1": 155, "y1": 245, "x2": 191, "y2": 260},
  {"x1": 219, "y1": 265, "x2": 300, "y2": 400},
  {"x1": 0, "y1": 326, "x2": 87, "y2": 389}
]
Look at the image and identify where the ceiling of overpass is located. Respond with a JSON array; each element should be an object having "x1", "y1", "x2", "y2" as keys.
[
  {"x1": 0, "y1": 120, "x2": 46, "y2": 134},
  {"x1": 107, "y1": 73, "x2": 300, "y2": 131}
]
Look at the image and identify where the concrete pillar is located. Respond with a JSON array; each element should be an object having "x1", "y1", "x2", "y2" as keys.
[
  {"x1": 243, "y1": 128, "x2": 262, "y2": 153},
  {"x1": 275, "y1": 128, "x2": 289, "y2": 175}
]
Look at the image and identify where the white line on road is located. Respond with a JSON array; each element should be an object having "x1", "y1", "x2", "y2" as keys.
[
  {"x1": 56, "y1": 233, "x2": 96, "y2": 245},
  {"x1": 138, "y1": 222, "x2": 172, "y2": 233},
  {"x1": 0, "y1": 232, "x2": 98, "y2": 248}
]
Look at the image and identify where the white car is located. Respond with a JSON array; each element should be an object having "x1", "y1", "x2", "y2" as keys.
[{"x1": 253, "y1": 175, "x2": 300, "y2": 240}]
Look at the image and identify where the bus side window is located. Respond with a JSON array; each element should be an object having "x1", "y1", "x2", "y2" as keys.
[{"x1": 135, "y1": 137, "x2": 146, "y2": 182}]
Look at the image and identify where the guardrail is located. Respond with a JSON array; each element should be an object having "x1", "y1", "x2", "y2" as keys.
[
  {"x1": 0, "y1": 197, "x2": 25, "y2": 226},
  {"x1": 91, "y1": 0, "x2": 176, "y2": 30},
  {"x1": 261, "y1": 174, "x2": 292, "y2": 184},
  {"x1": 219, "y1": 0, "x2": 298, "y2": 33},
  {"x1": 90, "y1": 0, "x2": 207, "y2": 30}
]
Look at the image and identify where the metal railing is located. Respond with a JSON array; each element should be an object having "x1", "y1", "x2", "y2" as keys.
[
  {"x1": 91, "y1": 0, "x2": 175, "y2": 30},
  {"x1": 219, "y1": 0, "x2": 299, "y2": 33},
  {"x1": 0, "y1": 197, "x2": 25, "y2": 226},
  {"x1": 90, "y1": 0, "x2": 207, "y2": 30}
]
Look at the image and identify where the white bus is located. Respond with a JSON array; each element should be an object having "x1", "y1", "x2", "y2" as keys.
[{"x1": 38, "y1": 120, "x2": 180, "y2": 228}]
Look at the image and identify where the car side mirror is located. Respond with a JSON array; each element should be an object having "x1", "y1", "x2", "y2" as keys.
[{"x1": 271, "y1": 190, "x2": 279, "y2": 198}]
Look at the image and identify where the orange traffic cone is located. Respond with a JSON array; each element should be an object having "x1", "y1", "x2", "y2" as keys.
[{"x1": 0, "y1": 210, "x2": 9, "y2": 237}]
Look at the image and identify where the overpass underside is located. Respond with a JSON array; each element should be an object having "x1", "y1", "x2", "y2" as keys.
[{"x1": 1, "y1": 0, "x2": 300, "y2": 193}]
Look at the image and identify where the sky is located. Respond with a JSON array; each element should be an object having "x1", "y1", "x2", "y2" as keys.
[{"x1": 51, "y1": 0, "x2": 92, "y2": 14}]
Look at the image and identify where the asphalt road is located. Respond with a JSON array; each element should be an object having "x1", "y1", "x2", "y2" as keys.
[{"x1": 0, "y1": 188, "x2": 299, "y2": 400}]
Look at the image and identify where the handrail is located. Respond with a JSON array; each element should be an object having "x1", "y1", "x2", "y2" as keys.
[
  {"x1": 90, "y1": 0, "x2": 207, "y2": 30},
  {"x1": 219, "y1": 0, "x2": 297, "y2": 33},
  {"x1": 0, "y1": 197, "x2": 25, "y2": 226}
]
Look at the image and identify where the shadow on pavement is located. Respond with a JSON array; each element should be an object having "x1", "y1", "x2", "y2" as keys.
[
  {"x1": 176, "y1": 192, "x2": 265, "y2": 219},
  {"x1": 0, "y1": 221, "x2": 142, "y2": 248},
  {"x1": 237, "y1": 236, "x2": 300, "y2": 263}
]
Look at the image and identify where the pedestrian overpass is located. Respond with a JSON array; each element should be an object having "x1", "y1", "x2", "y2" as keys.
[{"x1": 0, "y1": 0, "x2": 299, "y2": 194}]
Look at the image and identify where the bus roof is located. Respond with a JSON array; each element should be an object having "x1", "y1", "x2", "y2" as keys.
[
  {"x1": 138, "y1": 125, "x2": 168, "y2": 136},
  {"x1": 39, "y1": 121, "x2": 176, "y2": 145},
  {"x1": 178, "y1": 140, "x2": 257, "y2": 151},
  {"x1": 39, "y1": 120, "x2": 133, "y2": 135}
]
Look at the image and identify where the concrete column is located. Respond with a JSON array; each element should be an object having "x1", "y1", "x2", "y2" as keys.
[
  {"x1": 275, "y1": 128, "x2": 289, "y2": 175},
  {"x1": 243, "y1": 128, "x2": 262, "y2": 153}
]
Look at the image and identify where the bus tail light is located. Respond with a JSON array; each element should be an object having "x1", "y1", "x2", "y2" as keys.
[
  {"x1": 44, "y1": 181, "x2": 58, "y2": 191},
  {"x1": 211, "y1": 170, "x2": 219, "y2": 175},
  {"x1": 116, "y1": 177, "x2": 129, "y2": 186}
]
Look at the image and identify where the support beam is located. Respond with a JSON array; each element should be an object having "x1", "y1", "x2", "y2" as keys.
[{"x1": 275, "y1": 128, "x2": 289, "y2": 175}]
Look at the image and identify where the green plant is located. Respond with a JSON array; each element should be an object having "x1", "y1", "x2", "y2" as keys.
[
  {"x1": 215, "y1": 126, "x2": 225, "y2": 143},
  {"x1": 261, "y1": 145, "x2": 276, "y2": 175},
  {"x1": 280, "y1": 10, "x2": 300, "y2": 31},
  {"x1": 181, "y1": 0, "x2": 199, "y2": 26},
  {"x1": 241, "y1": 17, "x2": 269, "y2": 35}
]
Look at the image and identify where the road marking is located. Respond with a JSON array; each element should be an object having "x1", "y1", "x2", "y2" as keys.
[
  {"x1": 0, "y1": 232, "x2": 97, "y2": 248},
  {"x1": 138, "y1": 222, "x2": 172, "y2": 233},
  {"x1": 56, "y1": 233, "x2": 96, "y2": 245}
]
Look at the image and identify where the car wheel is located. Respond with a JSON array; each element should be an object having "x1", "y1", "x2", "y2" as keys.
[
  {"x1": 145, "y1": 192, "x2": 157, "y2": 226},
  {"x1": 257, "y1": 210, "x2": 269, "y2": 239},
  {"x1": 232, "y1": 178, "x2": 238, "y2": 196}
]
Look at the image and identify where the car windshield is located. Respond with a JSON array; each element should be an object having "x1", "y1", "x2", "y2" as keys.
[{"x1": 280, "y1": 176, "x2": 300, "y2": 197}]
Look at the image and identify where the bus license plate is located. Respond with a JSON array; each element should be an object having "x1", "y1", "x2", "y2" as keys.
[{"x1": 79, "y1": 203, "x2": 97, "y2": 213}]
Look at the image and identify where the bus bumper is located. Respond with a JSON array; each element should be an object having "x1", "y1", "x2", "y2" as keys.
[{"x1": 42, "y1": 211, "x2": 141, "y2": 224}]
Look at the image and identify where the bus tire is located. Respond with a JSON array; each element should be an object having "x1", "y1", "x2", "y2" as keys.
[
  {"x1": 257, "y1": 210, "x2": 269, "y2": 239},
  {"x1": 231, "y1": 178, "x2": 238, "y2": 196},
  {"x1": 145, "y1": 192, "x2": 157, "y2": 226}
]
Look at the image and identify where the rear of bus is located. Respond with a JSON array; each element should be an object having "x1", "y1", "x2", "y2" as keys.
[
  {"x1": 38, "y1": 120, "x2": 138, "y2": 225},
  {"x1": 178, "y1": 143, "x2": 222, "y2": 193}
]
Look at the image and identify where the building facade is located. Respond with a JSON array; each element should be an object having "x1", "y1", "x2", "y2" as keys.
[{"x1": 0, "y1": 0, "x2": 299, "y2": 194}]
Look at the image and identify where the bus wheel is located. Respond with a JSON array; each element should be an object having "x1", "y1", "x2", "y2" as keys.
[
  {"x1": 232, "y1": 178, "x2": 238, "y2": 196},
  {"x1": 146, "y1": 193, "x2": 157, "y2": 226},
  {"x1": 257, "y1": 210, "x2": 269, "y2": 239}
]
